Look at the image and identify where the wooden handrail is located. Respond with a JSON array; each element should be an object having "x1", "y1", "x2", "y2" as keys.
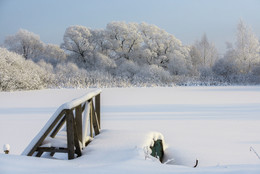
[{"x1": 22, "y1": 89, "x2": 102, "y2": 160}]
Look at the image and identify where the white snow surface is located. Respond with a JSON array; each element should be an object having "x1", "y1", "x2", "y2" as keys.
[{"x1": 0, "y1": 86, "x2": 260, "y2": 173}]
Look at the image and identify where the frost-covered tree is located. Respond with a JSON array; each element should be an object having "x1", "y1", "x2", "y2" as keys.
[
  {"x1": 37, "y1": 44, "x2": 67, "y2": 66},
  {"x1": 233, "y1": 20, "x2": 260, "y2": 73},
  {"x1": 190, "y1": 33, "x2": 218, "y2": 69},
  {"x1": 138, "y1": 22, "x2": 172, "y2": 66},
  {"x1": 90, "y1": 29, "x2": 110, "y2": 54},
  {"x1": 61, "y1": 26, "x2": 94, "y2": 63},
  {"x1": 138, "y1": 22, "x2": 192, "y2": 74},
  {"x1": 4, "y1": 29, "x2": 44, "y2": 59},
  {"x1": 0, "y1": 48, "x2": 51, "y2": 91},
  {"x1": 106, "y1": 21, "x2": 143, "y2": 61}
]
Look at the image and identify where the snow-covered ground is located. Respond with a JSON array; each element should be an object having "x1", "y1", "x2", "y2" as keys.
[{"x1": 0, "y1": 86, "x2": 260, "y2": 173}]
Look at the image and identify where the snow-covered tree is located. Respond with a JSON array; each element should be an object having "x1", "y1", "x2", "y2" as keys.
[
  {"x1": 37, "y1": 44, "x2": 66, "y2": 66},
  {"x1": 0, "y1": 48, "x2": 51, "y2": 91},
  {"x1": 233, "y1": 20, "x2": 260, "y2": 73},
  {"x1": 138, "y1": 22, "x2": 192, "y2": 74},
  {"x1": 190, "y1": 33, "x2": 218, "y2": 69},
  {"x1": 106, "y1": 21, "x2": 143, "y2": 61},
  {"x1": 61, "y1": 26, "x2": 94, "y2": 64},
  {"x1": 4, "y1": 29, "x2": 44, "y2": 59}
]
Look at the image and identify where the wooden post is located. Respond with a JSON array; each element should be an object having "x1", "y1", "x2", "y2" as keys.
[
  {"x1": 35, "y1": 150, "x2": 44, "y2": 157},
  {"x1": 66, "y1": 109, "x2": 75, "y2": 160},
  {"x1": 95, "y1": 94, "x2": 101, "y2": 128},
  {"x1": 75, "y1": 105, "x2": 83, "y2": 143},
  {"x1": 82, "y1": 101, "x2": 91, "y2": 148},
  {"x1": 73, "y1": 117, "x2": 82, "y2": 157},
  {"x1": 91, "y1": 102, "x2": 100, "y2": 135},
  {"x1": 89, "y1": 100, "x2": 93, "y2": 138}
]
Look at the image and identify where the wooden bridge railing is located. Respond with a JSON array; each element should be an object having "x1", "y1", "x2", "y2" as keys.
[{"x1": 22, "y1": 89, "x2": 102, "y2": 160}]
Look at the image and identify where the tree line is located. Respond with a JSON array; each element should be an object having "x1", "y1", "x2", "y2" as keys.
[{"x1": 1, "y1": 20, "x2": 260, "y2": 91}]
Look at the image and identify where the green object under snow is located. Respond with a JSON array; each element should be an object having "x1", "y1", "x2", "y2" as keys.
[{"x1": 150, "y1": 139, "x2": 164, "y2": 162}]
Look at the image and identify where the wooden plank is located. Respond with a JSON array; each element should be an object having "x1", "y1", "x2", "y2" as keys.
[
  {"x1": 66, "y1": 109, "x2": 75, "y2": 160},
  {"x1": 82, "y1": 101, "x2": 90, "y2": 148},
  {"x1": 73, "y1": 116, "x2": 82, "y2": 157},
  {"x1": 27, "y1": 110, "x2": 66, "y2": 156},
  {"x1": 75, "y1": 105, "x2": 83, "y2": 143},
  {"x1": 36, "y1": 150, "x2": 44, "y2": 157},
  {"x1": 85, "y1": 139, "x2": 92, "y2": 147},
  {"x1": 89, "y1": 100, "x2": 93, "y2": 138},
  {"x1": 82, "y1": 102, "x2": 86, "y2": 112},
  {"x1": 95, "y1": 94, "x2": 101, "y2": 128},
  {"x1": 91, "y1": 102, "x2": 100, "y2": 135},
  {"x1": 36, "y1": 147, "x2": 68, "y2": 153},
  {"x1": 50, "y1": 115, "x2": 66, "y2": 138}
]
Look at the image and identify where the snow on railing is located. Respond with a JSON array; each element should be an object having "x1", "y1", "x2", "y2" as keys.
[{"x1": 22, "y1": 89, "x2": 101, "y2": 159}]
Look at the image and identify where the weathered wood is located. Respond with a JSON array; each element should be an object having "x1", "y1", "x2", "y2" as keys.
[
  {"x1": 81, "y1": 102, "x2": 86, "y2": 112},
  {"x1": 27, "y1": 110, "x2": 66, "y2": 156},
  {"x1": 82, "y1": 101, "x2": 91, "y2": 148},
  {"x1": 36, "y1": 150, "x2": 44, "y2": 157},
  {"x1": 75, "y1": 105, "x2": 83, "y2": 143},
  {"x1": 89, "y1": 100, "x2": 93, "y2": 138},
  {"x1": 66, "y1": 110, "x2": 75, "y2": 160},
  {"x1": 91, "y1": 101, "x2": 100, "y2": 135},
  {"x1": 73, "y1": 116, "x2": 82, "y2": 157},
  {"x1": 95, "y1": 94, "x2": 101, "y2": 128},
  {"x1": 85, "y1": 139, "x2": 92, "y2": 147},
  {"x1": 24, "y1": 90, "x2": 101, "y2": 160},
  {"x1": 50, "y1": 152, "x2": 55, "y2": 156},
  {"x1": 50, "y1": 115, "x2": 66, "y2": 138},
  {"x1": 36, "y1": 147, "x2": 68, "y2": 153}
]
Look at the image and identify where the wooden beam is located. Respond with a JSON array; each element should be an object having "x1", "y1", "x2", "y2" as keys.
[
  {"x1": 82, "y1": 101, "x2": 90, "y2": 148},
  {"x1": 85, "y1": 139, "x2": 92, "y2": 147},
  {"x1": 73, "y1": 117, "x2": 82, "y2": 157},
  {"x1": 37, "y1": 147, "x2": 68, "y2": 153},
  {"x1": 26, "y1": 110, "x2": 66, "y2": 156},
  {"x1": 75, "y1": 105, "x2": 83, "y2": 143},
  {"x1": 95, "y1": 94, "x2": 101, "y2": 128},
  {"x1": 81, "y1": 102, "x2": 86, "y2": 112},
  {"x1": 36, "y1": 150, "x2": 44, "y2": 157},
  {"x1": 50, "y1": 115, "x2": 66, "y2": 138},
  {"x1": 50, "y1": 152, "x2": 55, "y2": 156},
  {"x1": 91, "y1": 102, "x2": 100, "y2": 135},
  {"x1": 89, "y1": 100, "x2": 93, "y2": 138},
  {"x1": 66, "y1": 109, "x2": 75, "y2": 160}
]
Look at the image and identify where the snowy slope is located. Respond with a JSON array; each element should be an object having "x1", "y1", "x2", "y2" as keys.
[{"x1": 0, "y1": 86, "x2": 260, "y2": 173}]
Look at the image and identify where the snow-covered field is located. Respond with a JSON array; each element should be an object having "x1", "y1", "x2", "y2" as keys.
[{"x1": 0, "y1": 86, "x2": 260, "y2": 173}]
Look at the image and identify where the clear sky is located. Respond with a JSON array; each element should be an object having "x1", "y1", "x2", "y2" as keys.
[{"x1": 0, "y1": 0, "x2": 259, "y2": 54}]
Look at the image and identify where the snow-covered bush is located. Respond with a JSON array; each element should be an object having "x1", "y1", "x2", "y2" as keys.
[
  {"x1": 212, "y1": 58, "x2": 238, "y2": 82},
  {"x1": 0, "y1": 48, "x2": 51, "y2": 91},
  {"x1": 36, "y1": 44, "x2": 67, "y2": 66},
  {"x1": 54, "y1": 62, "x2": 88, "y2": 88},
  {"x1": 114, "y1": 60, "x2": 139, "y2": 79},
  {"x1": 134, "y1": 64, "x2": 172, "y2": 85}
]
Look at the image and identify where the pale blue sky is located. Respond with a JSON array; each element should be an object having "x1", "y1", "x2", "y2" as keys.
[{"x1": 0, "y1": 0, "x2": 260, "y2": 53}]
